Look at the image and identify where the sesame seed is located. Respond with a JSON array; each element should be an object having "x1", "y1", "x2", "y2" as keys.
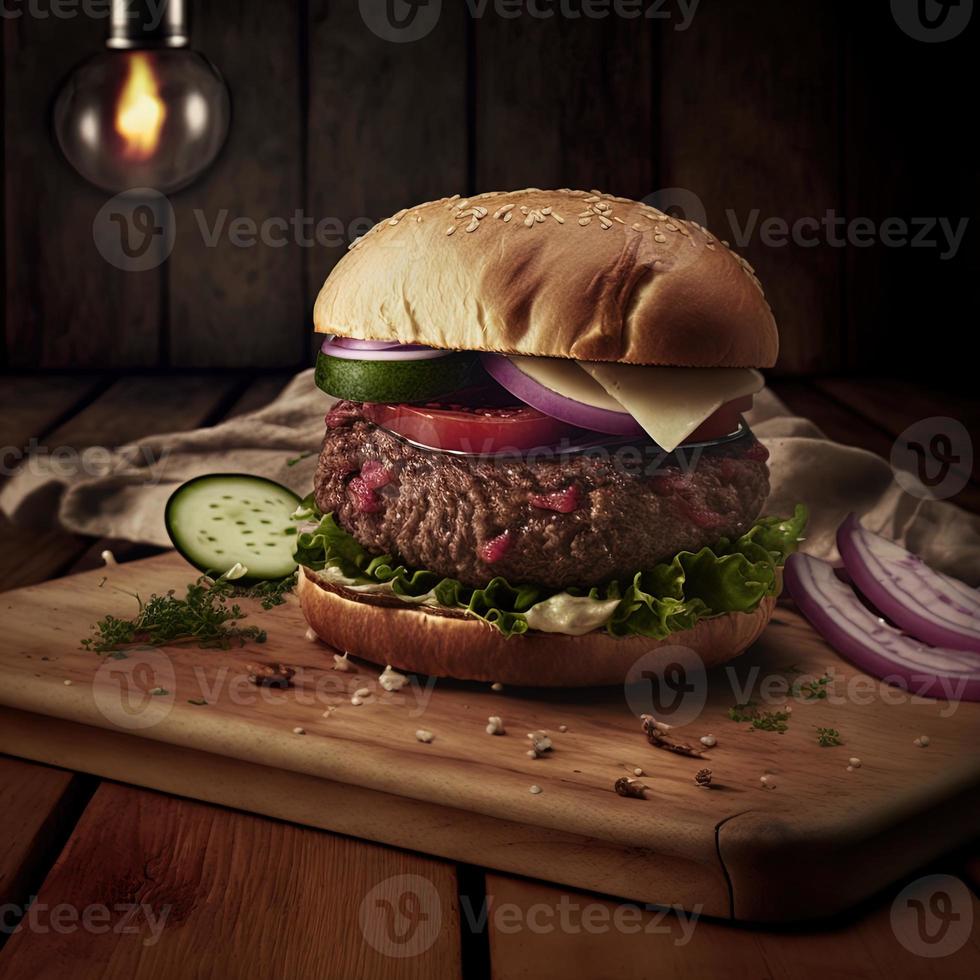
[
  {"x1": 598, "y1": 216, "x2": 612, "y2": 229},
  {"x1": 631, "y1": 223, "x2": 644, "y2": 231},
  {"x1": 551, "y1": 213, "x2": 565, "y2": 224},
  {"x1": 577, "y1": 210, "x2": 592, "y2": 218},
  {"x1": 541, "y1": 206, "x2": 552, "y2": 215},
  {"x1": 388, "y1": 218, "x2": 399, "y2": 226},
  {"x1": 529, "y1": 784, "x2": 543, "y2": 795},
  {"x1": 524, "y1": 214, "x2": 535, "y2": 227},
  {"x1": 613, "y1": 216, "x2": 625, "y2": 224},
  {"x1": 654, "y1": 234, "x2": 667, "y2": 243},
  {"x1": 503, "y1": 211, "x2": 513, "y2": 222},
  {"x1": 578, "y1": 217, "x2": 591, "y2": 226},
  {"x1": 446, "y1": 226, "x2": 456, "y2": 236},
  {"x1": 466, "y1": 217, "x2": 480, "y2": 232},
  {"x1": 473, "y1": 206, "x2": 488, "y2": 218},
  {"x1": 493, "y1": 204, "x2": 516, "y2": 218}
]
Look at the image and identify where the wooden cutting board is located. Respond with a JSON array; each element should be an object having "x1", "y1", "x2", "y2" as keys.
[{"x1": 1, "y1": 553, "x2": 978, "y2": 923}]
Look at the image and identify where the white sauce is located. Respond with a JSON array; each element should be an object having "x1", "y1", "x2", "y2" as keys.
[
  {"x1": 321, "y1": 565, "x2": 624, "y2": 636},
  {"x1": 524, "y1": 593, "x2": 622, "y2": 635}
]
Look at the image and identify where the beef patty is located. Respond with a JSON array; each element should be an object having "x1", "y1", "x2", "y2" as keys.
[{"x1": 314, "y1": 401, "x2": 771, "y2": 590}]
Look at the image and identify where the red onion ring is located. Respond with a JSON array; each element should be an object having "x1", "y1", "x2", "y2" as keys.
[
  {"x1": 481, "y1": 353, "x2": 644, "y2": 436},
  {"x1": 837, "y1": 514, "x2": 980, "y2": 653},
  {"x1": 785, "y1": 552, "x2": 980, "y2": 702},
  {"x1": 331, "y1": 337, "x2": 403, "y2": 351},
  {"x1": 321, "y1": 337, "x2": 452, "y2": 361}
]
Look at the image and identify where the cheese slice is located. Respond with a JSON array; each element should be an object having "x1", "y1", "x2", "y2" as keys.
[
  {"x1": 577, "y1": 363, "x2": 764, "y2": 452},
  {"x1": 508, "y1": 355, "x2": 624, "y2": 412}
]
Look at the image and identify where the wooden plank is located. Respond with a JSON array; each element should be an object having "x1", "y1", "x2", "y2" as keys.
[
  {"x1": 0, "y1": 376, "x2": 106, "y2": 459},
  {"x1": 1, "y1": 553, "x2": 979, "y2": 922},
  {"x1": 474, "y1": 13, "x2": 656, "y2": 197},
  {"x1": 660, "y1": 0, "x2": 842, "y2": 374},
  {"x1": 485, "y1": 874, "x2": 980, "y2": 980},
  {"x1": 0, "y1": 707, "x2": 729, "y2": 920},
  {"x1": 0, "y1": 375, "x2": 245, "y2": 592},
  {"x1": 769, "y1": 380, "x2": 980, "y2": 516},
  {"x1": 813, "y1": 377, "x2": 979, "y2": 471},
  {"x1": 842, "y1": 5, "x2": 976, "y2": 380},
  {"x1": 168, "y1": 6, "x2": 306, "y2": 368},
  {"x1": 0, "y1": 519, "x2": 87, "y2": 594},
  {"x1": 0, "y1": 782, "x2": 462, "y2": 979},
  {"x1": 3, "y1": 18, "x2": 163, "y2": 367},
  {"x1": 0, "y1": 756, "x2": 89, "y2": 917},
  {"x1": 41, "y1": 374, "x2": 243, "y2": 449},
  {"x1": 304, "y1": 0, "x2": 468, "y2": 306},
  {"x1": 223, "y1": 372, "x2": 293, "y2": 419}
]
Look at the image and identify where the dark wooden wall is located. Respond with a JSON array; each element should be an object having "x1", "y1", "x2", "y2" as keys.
[{"x1": 2, "y1": 0, "x2": 976, "y2": 377}]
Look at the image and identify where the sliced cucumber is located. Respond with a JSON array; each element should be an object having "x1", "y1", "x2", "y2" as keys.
[
  {"x1": 315, "y1": 351, "x2": 479, "y2": 403},
  {"x1": 165, "y1": 474, "x2": 301, "y2": 581}
]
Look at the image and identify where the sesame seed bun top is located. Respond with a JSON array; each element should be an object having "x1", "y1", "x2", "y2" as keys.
[{"x1": 313, "y1": 188, "x2": 778, "y2": 368}]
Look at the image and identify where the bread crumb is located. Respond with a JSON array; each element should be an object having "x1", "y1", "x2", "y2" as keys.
[
  {"x1": 529, "y1": 784, "x2": 542, "y2": 795},
  {"x1": 293, "y1": 727, "x2": 306, "y2": 735},
  {"x1": 415, "y1": 729, "x2": 434, "y2": 743}
]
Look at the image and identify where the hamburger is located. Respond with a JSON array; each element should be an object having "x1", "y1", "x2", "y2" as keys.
[{"x1": 295, "y1": 188, "x2": 806, "y2": 686}]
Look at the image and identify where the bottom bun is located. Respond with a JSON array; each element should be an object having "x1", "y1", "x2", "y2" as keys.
[{"x1": 298, "y1": 567, "x2": 777, "y2": 687}]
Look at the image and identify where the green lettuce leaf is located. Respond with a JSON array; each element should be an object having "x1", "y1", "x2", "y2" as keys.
[{"x1": 294, "y1": 504, "x2": 807, "y2": 639}]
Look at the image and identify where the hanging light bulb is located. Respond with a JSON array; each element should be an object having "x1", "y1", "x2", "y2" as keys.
[{"x1": 53, "y1": 0, "x2": 230, "y2": 194}]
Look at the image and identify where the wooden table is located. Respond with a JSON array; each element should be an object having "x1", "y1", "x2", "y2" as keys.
[{"x1": 0, "y1": 371, "x2": 978, "y2": 979}]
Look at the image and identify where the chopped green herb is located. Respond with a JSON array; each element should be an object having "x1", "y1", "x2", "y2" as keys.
[
  {"x1": 816, "y1": 727, "x2": 842, "y2": 747},
  {"x1": 187, "y1": 698, "x2": 209, "y2": 706},
  {"x1": 81, "y1": 577, "x2": 268, "y2": 654},
  {"x1": 218, "y1": 571, "x2": 297, "y2": 610},
  {"x1": 751, "y1": 710, "x2": 790, "y2": 734},
  {"x1": 794, "y1": 673, "x2": 832, "y2": 701},
  {"x1": 286, "y1": 451, "x2": 315, "y2": 467},
  {"x1": 727, "y1": 701, "x2": 790, "y2": 733},
  {"x1": 728, "y1": 701, "x2": 758, "y2": 723}
]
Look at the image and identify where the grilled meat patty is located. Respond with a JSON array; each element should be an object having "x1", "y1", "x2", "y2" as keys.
[{"x1": 314, "y1": 401, "x2": 770, "y2": 590}]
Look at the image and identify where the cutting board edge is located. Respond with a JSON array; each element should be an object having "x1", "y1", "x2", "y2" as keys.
[{"x1": 0, "y1": 705, "x2": 735, "y2": 919}]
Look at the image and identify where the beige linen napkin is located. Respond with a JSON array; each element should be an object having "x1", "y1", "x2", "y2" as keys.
[{"x1": 2, "y1": 371, "x2": 978, "y2": 585}]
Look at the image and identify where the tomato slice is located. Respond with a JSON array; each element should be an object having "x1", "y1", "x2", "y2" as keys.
[
  {"x1": 362, "y1": 391, "x2": 753, "y2": 454},
  {"x1": 362, "y1": 400, "x2": 578, "y2": 453},
  {"x1": 684, "y1": 396, "x2": 753, "y2": 444}
]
